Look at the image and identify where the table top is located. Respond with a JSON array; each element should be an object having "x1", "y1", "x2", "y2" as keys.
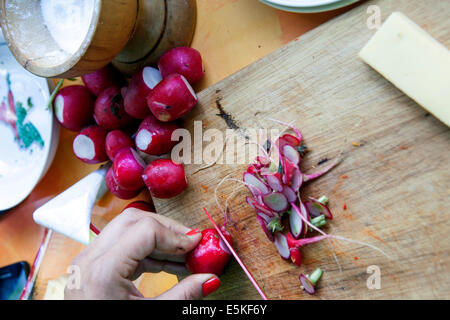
[{"x1": 0, "y1": 0, "x2": 356, "y2": 299}]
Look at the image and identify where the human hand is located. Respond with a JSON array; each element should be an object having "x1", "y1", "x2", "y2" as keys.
[{"x1": 64, "y1": 208, "x2": 220, "y2": 300}]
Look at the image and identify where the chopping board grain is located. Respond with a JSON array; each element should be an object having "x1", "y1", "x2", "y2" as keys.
[{"x1": 152, "y1": 0, "x2": 450, "y2": 299}]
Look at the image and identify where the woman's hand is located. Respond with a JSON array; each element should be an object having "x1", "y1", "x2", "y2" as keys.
[{"x1": 64, "y1": 208, "x2": 220, "y2": 300}]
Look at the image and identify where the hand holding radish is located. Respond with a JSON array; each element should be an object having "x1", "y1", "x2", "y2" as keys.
[{"x1": 65, "y1": 208, "x2": 221, "y2": 299}]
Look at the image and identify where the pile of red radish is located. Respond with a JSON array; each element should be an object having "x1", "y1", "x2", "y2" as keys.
[{"x1": 52, "y1": 47, "x2": 205, "y2": 200}]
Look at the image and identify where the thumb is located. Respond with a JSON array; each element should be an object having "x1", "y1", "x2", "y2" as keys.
[{"x1": 154, "y1": 274, "x2": 221, "y2": 300}]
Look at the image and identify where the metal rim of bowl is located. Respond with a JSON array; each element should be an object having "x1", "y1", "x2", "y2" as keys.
[{"x1": 260, "y1": 0, "x2": 359, "y2": 13}]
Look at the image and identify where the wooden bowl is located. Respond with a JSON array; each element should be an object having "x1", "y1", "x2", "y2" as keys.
[{"x1": 0, "y1": 0, "x2": 138, "y2": 78}]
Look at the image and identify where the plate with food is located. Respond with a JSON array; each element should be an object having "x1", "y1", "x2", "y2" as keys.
[{"x1": 0, "y1": 33, "x2": 59, "y2": 211}]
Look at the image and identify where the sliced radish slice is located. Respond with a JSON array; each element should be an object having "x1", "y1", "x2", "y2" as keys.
[
  {"x1": 289, "y1": 206, "x2": 303, "y2": 239},
  {"x1": 305, "y1": 200, "x2": 333, "y2": 220},
  {"x1": 256, "y1": 215, "x2": 274, "y2": 242},
  {"x1": 263, "y1": 173, "x2": 283, "y2": 192},
  {"x1": 300, "y1": 201, "x2": 310, "y2": 236},
  {"x1": 282, "y1": 185, "x2": 296, "y2": 203},
  {"x1": 274, "y1": 233, "x2": 290, "y2": 260},
  {"x1": 246, "y1": 196, "x2": 275, "y2": 217},
  {"x1": 299, "y1": 274, "x2": 315, "y2": 295},
  {"x1": 282, "y1": 157, "x2": 297, "y2": 185},
  {"x1": 243, "y1": 172, "x2": 270, "y2": 195},
  {"x1": 291, "y1": 168, "x2": 303, "y2": 192},
  {"x1": 257, "y1": 212, "x2": 272, "y2": 224},
  {"x1": 262, "y1": 192, "x2": 288, "y2": 212},
  {"x1": 283, "y1": 145, "x2": 300, "y2": 165}
]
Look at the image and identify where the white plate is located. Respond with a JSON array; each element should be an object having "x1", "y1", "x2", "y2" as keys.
[
  {"x1": 0, "y1": 33, "x2": 59, "y2": 211},
  {"x1": 265, "y1": 0, "x2": 342, "y2": 8}
]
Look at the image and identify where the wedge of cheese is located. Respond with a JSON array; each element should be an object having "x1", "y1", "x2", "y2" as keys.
[{"x1": 359, "y1": 12, "x2": 450, "y2": 127}]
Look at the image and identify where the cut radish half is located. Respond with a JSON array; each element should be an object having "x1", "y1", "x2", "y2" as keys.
[
  {"x1": 305, "y1": 200, "x2": 333, "y2": 220},
  {"x1": 263, "y1": 173, "x2": 283, "y2": 192},
  {"x1": 282, "y1": 186, "x2": 296, "y2": 203},
  {"x1": 262, "y1": 192, "x2": 288, "y2": 212},
  {"x1": 256, "y1": 215, "x2": 274, "y2": 242},
  {"x1": 289, "y1": 206, "x2": 303, "y2": 239},
  {"x1": 73, "y1": 135, "x2": 95, "y2": 161},
  {"x1": 299, "y1": 274, "x2": 315, "y2": 295},
  {"x1": 142, "y1": 67, "x2": 162, "y2": 89},
  {"x1": 283, "y1": 145, "x2": 300, "y2": 165},
  {"x1": 274, "y1": 233, "x2": 290, "y2": 260},
  {"x1": 243, "y1": 173, "x2": 270, "y2": 195},
  {"x1": 135, "y1": 129, "x2": 153, "y2": 151}
]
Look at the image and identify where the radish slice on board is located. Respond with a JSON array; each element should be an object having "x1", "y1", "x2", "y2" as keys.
[
  {"x1": 282, "y1": 145, "x2": 300, "y2": 165},
  {"x1": 246, "y1": 196, "x2": 275, "y2": 217},
  {"x1": 243, "y1": 172, "x2": 270, "y2": 195},
  {"x1": 256, "y1": 215, "x2": 274, "y2": 242},
  {"x1": 262, "y1": 192, "x2": 289, "y2": 212},
  {"x1": 305, "y1": 200, "x2": 333, "y2": 219},
  {"x1": 291, "y1": 168, "x2": 303, "y2": 192},
  {"x1": 274, "y1": 233, "x2": 290, "y2": 260},
  {"x1": 289, "y1": 206, "x2": 303, "y2": 239},
  {"x1": 263, "y1": 173, "x2": 283, "y2": 192},
  {"x1": 257, "y1": 212, "x2": 272, "y2": 224},
  {"x1": 282, "y1": 185, "x2": 297, "y2": 203},
  {"x1": 299, "y1": 274, "x2": 315, "y2": 295}
]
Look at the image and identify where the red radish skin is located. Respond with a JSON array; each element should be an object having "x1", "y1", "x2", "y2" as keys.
[
  {"x1": 54, "y1": 85, "x2": 95, "y2": 131},
  {"x1": 94, "y1": 87, "x2": 135, "y2": 130},
  {"x1": 158, "y1": 47, "x2": 205, "y2": 84},
  {"x1": 142, "y1": 159, "x2": 187, "y2": 199},
  {"x1": 105, "y1": 167, "x2": 141, "y2": 200},
  {"x1": 146, "y1": 74, "x2": 197, "y2": 122},
  {"x1": 113, "y1": 148, "x2": 146, "y2": 191},
  {"x1": 123, "y1": 200, "x2": 155, "y2": 212},
  {"x1": 290, "y1": 248, "x2": 302, "y2": 267},
  {"x1": 186, "y1": 228, "x2": 232, "y2": 275},
  {"x1": 124, "y1": 67, "x2": 162, "y2": 119},
  {"x1": 82, "y1": 65, "x2": 125, "y2": 96},
  {"x1": 135, "y1": 114, "x2": 179, "y2": 155},
  {"x1": 73, "y1": 125, "x2": 108, "y2": 164},
  {"x1": 105, "y1": 130, "x2": 135, "y2": 161}
]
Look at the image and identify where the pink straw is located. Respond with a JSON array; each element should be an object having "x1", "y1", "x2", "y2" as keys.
[{"x1": 203, "y1": 208, "x2": 268, "y2": 300}]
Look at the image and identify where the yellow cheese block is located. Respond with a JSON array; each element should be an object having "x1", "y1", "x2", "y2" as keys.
[{"x1": 359, "y1": 12, "x2": 450, "y2": 127}]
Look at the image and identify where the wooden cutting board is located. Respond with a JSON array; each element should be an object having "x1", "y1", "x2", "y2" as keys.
[{"x1": 152, "y1": 0, "x2": 450, "y2": 299}]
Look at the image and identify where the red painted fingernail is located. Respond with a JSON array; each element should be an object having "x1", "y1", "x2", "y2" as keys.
[
  {"x1": 202, "y1": 277, "x2": 221, "y2": 297},
  {"x1": 186, "y1": 228, "x2": 200, "y2": 236}
]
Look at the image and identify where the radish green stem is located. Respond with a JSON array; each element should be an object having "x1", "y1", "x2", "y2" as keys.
[
  {"x1": 310, "y1": 215, "x2": 326, "y2": 230},
  {"x1": 308, "y1": 268, "x2": 323, "y2": 285},
  {"x1": 47, "y1": 79, "x2": 64, "y2": 110},
  {"x1": 318, "y1": 195, "x2": 329, "y2": 206}
]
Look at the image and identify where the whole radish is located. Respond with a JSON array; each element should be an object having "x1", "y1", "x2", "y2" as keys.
[
  {"x1": 186, "y1": 228, "x2": 232, "y2": 275},
  {"x1": 105, "y1": 167, "x2": 141, "y2": 200},
  {"x1": 135, "y1": 114, "x2": 179, "y2": 155},
  {"x1": 124, "y1": 67, "x2": 162, "y2": 119},
  {"x1": 105, "y1": 130, "x2": 134, "y2": 161},
  {"x1": 142, "y1": 159, "x2": 187, "y2": 199},
  {"x1": 123, "y1": 200, "x2": 155, "y2": 212},
  {"x1": 146, "y1": 74, "x2": 197, "y2": 122},
  {"x1": 158, "y1": 47, "x2": 205, "y2": 84},
  {"x1": 82, "y1": 65, "x2": 125, "y2": 96},
  {"x1": 54, "y1": 85, "x2": 95, "y2": 131},
  {"x1": 73, "y1": 125, "x2": 108, "y2": 164},
  {"x1": 113, "y1": 148, "x2": 146, "y2": 191},
  {"x1": 94, "y1": 87, "x2": 135, "y2": 130}
]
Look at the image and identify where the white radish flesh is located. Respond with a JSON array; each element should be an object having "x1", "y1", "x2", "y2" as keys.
[
  {"x1": 283, "y1": 145, "x2": 300, "y2": 164},
  {"x1": 262, "y1": 192, "x2": 288, "y2": 212},
  {"x1": 142, "y1": 67, "x2": 162, "y2": 89},
  {"x1": 243, "y1": 173, "x2": 270, "y2": 195},
  {"x1": 289, "y1": 206, "x2": 303, "y2": 239},
  {"x1": 264, "y1": 173, "x2": 283, "y2": 192},
  {"x1": 282, "y1": 186, "x2": 297, "y2": 203}
]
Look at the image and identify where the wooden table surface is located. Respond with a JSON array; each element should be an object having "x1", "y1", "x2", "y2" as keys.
[{"x1": 0, "y1": 0, "x2": 357, "y2": 299}]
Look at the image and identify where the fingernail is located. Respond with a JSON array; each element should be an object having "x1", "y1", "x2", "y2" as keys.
[
  {"x1": 202, "y1": 276, "x2": 221, "y2": 297},
  {"x1": 186, "y1": 228, "x2": 201, "y2": 236}
]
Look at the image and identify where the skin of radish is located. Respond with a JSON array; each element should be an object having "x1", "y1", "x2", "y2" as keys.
[
  {"x1": 94, "y1": 87, "x2": 135, "y2": 130},
  {"x1": 158, "y1": 47, "x2": 205, "y2": 84},
  {"x1": 146, "y1": 74, "x2": 197, "y2": 122},
  {"x1": 142, "y1": 159, "x2": 187, "y2": 199},
  {"x1": 185, "y1": 228, "x2": 232, "y2": 275},
  {"x1": 105, "y1": 130, "x2": 135, "y2": 161},
  {"x1": 135, "y1": 114, "x2": 179, "y2": 155},
  {"x1": 54, "y1": 85, "x2": 95, "y2": 131},
  {"x1": 82, "y1": 65, "x2": 125, "y2": 96},
  {"x1": 124, "y1": 68, "x2": 153, "y2": 119},
  {"x1": 112, "y1": 148, "x2": 146, "y2": 191},
  {"x1": 105, "y1": 167, "x2": 141, "y2": 200},
  {"x1": 73, "y1": 125, "x2": 108, "y2": 164},
  {"x1": 123, "y1": 200, "x2": 155, "y2": 212},
  {"x1": 290, "y1": 248, "x2": 302, "y2": 267}
]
